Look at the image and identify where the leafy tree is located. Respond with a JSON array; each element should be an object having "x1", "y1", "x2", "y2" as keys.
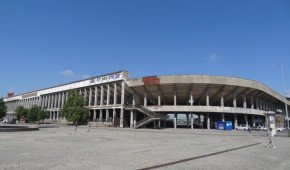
[
  {"x1": 15, "y1": 105, "x2": 29, "y2": 120},
  {"x1": 59, "y1": 90, "x2": 89, "y2": 124},
  {"x1": 37, "y1": 107, "x2": 48, "y2": 121},
  {"x1": 28, "y1": 105, "x2": 39, "y2": 123},
  {"x1": 0, "y1": 98, "x2": 7, "y2": 119}
]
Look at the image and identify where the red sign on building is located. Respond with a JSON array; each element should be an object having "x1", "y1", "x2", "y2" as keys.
[{"x1": 142, "y1": 76, "x2": 159, "y2": 85}]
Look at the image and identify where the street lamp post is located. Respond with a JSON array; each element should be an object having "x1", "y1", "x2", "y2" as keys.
[{"x1": 273, "y1": 64, "x2": 290, "y2": 137}]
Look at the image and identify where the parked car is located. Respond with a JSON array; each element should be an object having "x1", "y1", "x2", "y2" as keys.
[
  {"x1": 255, "y1": 126, "x2": 267, "y2": 131},
  {"x1": 236, "y1": 124, "x2": 249, "y2": 130},
  {"x1": 276, "y1": 127, "x2": 284, "y2": 132}
]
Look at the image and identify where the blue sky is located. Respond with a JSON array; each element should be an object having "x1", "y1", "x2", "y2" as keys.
[{"x1": 1, "y1": 0, "x2": 290, "y2": 98}]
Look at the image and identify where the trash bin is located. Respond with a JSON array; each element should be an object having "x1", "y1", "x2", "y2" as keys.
[{"x1": 216, "y1": 121, "x2": 232, "y2": 130}]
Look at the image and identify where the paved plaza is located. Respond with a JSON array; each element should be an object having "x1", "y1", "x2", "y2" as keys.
[{"x1": 0, "y1": 125, "x2": 289, "y2": 170}]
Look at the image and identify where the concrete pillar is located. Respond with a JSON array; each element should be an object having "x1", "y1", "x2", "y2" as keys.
[
  {"x1": 221, "y1": 91, "x2": 224, "y2": 107},
  {"x1": 132, "y1": 91, "x2": 135, "y2": 106},
  {"x1": 233, "y1": 93, "x2": 236, "y2": 107},
  {"x1": 221, "y1": 114, "x2": 225, "y2": 122},
  {"x1": 243, "y1": 95, "x2": 247, "y2": 108},
  {"x1": 107, "y1": 84, "x2": 110, "y2": 105},
  {"x1": 51, "y1": 95, "x2": 54, "y2": 109},
  {"x1": 89, "y1": 87, "x2": 92, "y2": 106},
  {"x1": 94, "y1": 86, "x2": 98, "y2": 106},
  {"x1": 256, "y1": 98, "x2": 259, "y2": 110},
  {"x1": 113, "y1": 109, "x2": 116, "y2": 124},
  {"x1": 250, "y1": 96, "x2": 253, "y2": 109},
  {"x1": 207, "y1": 112, "x2": 210, "y2": 129},
  {"x1": 252, "y1": 115, "x2": 255, "y2": 127},
  {"x1": 244, "y1": 115, "x2": 248, "y2": 126},
  {"x1": 206, "y1": 90, "x2": 209, "y2": 106},
  {"x1": 54, "y1": 94, "x2": 58, "y2": 108},
  {"x1": 234, "y1": 114, "x2": 237, "y2": 129},
  {"x1": 144, "y1": 90, "x2": 147, "y2": 106},
  {"x1": 158, "y1": 90, "x2": 161, "y2": 106},
  {"x1": 190, "y1": 89, "x2": 193, "y2": 106},
  {"x1": 120, "y1": 81, "x2": 125, "y2": 128},
  {"x1": 84, "y1": 88, "x2": 87, "y2": 103},
  {"x1": 57, "y1": 111, "x2": 59, "y2": 119},
  {"x1": 174, "y1": 89, "x2": 177, "y2": 106},
  {"x1": 106, "y1": 109, "x2": 109, "y2": 122},
  {"x1": 114, "y1": 83, "x2": 117, "y2": 105},
  {"x1": 93, "y1": 109, "x2": 96, "y2": 121},
  {"x1": 100, "y1": 85, "x2": 104, "y2": 105},
  {"x1": 158, "y1": 120, "x2": 161, "y2": 129},
  {"x1": 50, "y1": 111, "x2": 52, "y2": 119},
  {"x1": 191, "y1": 113, "x2": 193, "y2": 129},
  {"x1": 153, "y1": 121, "x2": 156, "y2": 129},
  {"x1": 58, "y1": 93, "x2": 61, "y2": 108},
  {"x1": 186, "y1": 114, "x2": 189, "y2": 127},
  {"x1": 174, "y1": 113, "x2": 177, "y2": 129},
  {"x1": 133, "y1": 111, "x2": 136, "y2": 128},
  {"x1": 130, "y1": 110, "x2": 134, "y2": 128},
  {"x1": 99, "y1": 109, "x2": 103, "y2": 122},
  {"x1": 61, "y1": 92, "x2": 65, "y2": 108}
]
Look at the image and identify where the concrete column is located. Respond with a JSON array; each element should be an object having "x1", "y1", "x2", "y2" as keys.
[
  {"x1": 58, "y1": 93, "x2": 61, "y2": 108},
  {"x1": 99, "y1": 109, "x2": 103, "y2": 122},
  {"x1": 199, "y1": 115, "x2": 202, "y2": 128},
  {"x1": 244, "y1": 115, "x2": 248, "y2": 126},
  {"x1": 89, "y1": 87, "x2": 92, "y2": 106},
  {"x1": 61, "y1": 92, "x2": 65, "y2": 108},
  {"x1": 66, "y1": 92, "x2": 68, "y2": 101},
  {"x1": 191, "y1": 113, "x2": 193, "y2": 129},
  {"x1": 174, "y1": 89, "x2": 177, "y2": 106},
  {"x1": 113, "y1": 109, "x2": 116, "y2": 124},
  {"x1": 256, "y1": 98, "x2": 259, "y2": 110},
  {"x1": 93, "y1": 109, "x2": 96, "y2": 121},
  {"x1": 220, "y1": 91, "x2": 224, "y2": 107},
  {"x1": 234, "y1": 114, "x2": 237, "y2": 129},
  {"x1": 132, "y1": 91, "x2": 135, "y2": 106},
  {"x1": 120, "y1": 81, "x2": 125, "y2": 128},
  {"x1": 57, "y1": 111, "x2": 59, "y2": 119},
  {"x1": 54, "y1": 94, "x2": 57, "y2": 108},
  {"x1": 88, "y1": 110, "x2": 91, "y2": 121},
  {"x1": 144, "y1": 90, "x2": 147, "y2": 106},
  {"x1": 190, "y1": 89, "x2": 193, "y2": 106},
  {"x1": 243, "y1": 95, "x2": 247, "y2": 108},
  {"x1": 84, "y1": 88, "x2": 87, "y2": 102},
  {"x1": 51, "y1": 94, "x2": 54, "y2": 108},
  {"x1": 174, "y1": 113, "x2": 177, "y2": 129},
  {"x1": 114, "y1": 83, "x2": 117, "y2": 105},
  {"x1": 158, "y1": 121, "x2": 161, "y2": 129},
  {"x1": 107, "y1": 84, "x2": 110, "y2": 105},
  {"x1": 251, "y1": 96, "x2": 254, "y2": 109},
  {"x1": 252, "y1": 115, "x2": 255, "y2": 127},
  {"x1": 207, "y1": 112, "x2": 210, "y2": 129},
  {"x1": 221, "y1": 114, "x2": 225, "y2": 122},
  {"x1": 50, "y1": 111, "x2": 52, "y2": 119},
  {"x1": 133, "y1": 111, "x2": 136, "y2": 128},
  {"x1": 130, "y1": 110, "x2": 134, "y2": 128},
  {"x1": 233, "y1": 93, "x2": 236, "y2": 107},
  {"x1": 158, "y1": 90, "x2": 161, "y2": 106},
  {"x1": 206, "y1": 90, "x2": 209, "y2": 106},
  {"x1": 186, "y1": 114, "x2": 189, "y2": 127},
  {"x1": 79, "y1": 89, "x2": 82, "y2": 95},
  {"x1": 94, "y1": 86, "x2": 98, "y2": 106},
  {"x1": 106, "y1": 109, "x2": 109, "y2": 122},
  {"x1": 100, "y1": 85, "x2": 104, "y2": 105}
]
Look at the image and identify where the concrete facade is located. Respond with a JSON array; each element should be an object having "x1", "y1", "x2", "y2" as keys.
[{"x1": 4, "y1": 72, "x2": 290, "y2": 129}]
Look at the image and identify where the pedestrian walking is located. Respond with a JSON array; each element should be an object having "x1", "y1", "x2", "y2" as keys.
[
  {"x1": 248, "y1": 127, "x2": 252, "y2": 136},
  {"x1": 265, "y1": 128, "x2": 276, "y2": 148},
  {"x1": 87, "y1": 123, "x2": 90, "y2": 132},
  {"x1": 75, "y1": 121, "x2": 78, "y2": 132}
]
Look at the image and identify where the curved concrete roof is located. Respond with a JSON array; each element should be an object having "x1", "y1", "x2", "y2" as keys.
[{"x1": 128, "y1": 75, "x2": 290, "y2": 106}]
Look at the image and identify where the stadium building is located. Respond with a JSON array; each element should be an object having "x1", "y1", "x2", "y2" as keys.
[{"x1": 3, "y1": 71, "x2": 290, "y2": 129}]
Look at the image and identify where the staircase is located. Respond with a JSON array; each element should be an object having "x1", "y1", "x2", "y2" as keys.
[{"x1": 125, "y1": 105, "x2": 161, "y2": 129}]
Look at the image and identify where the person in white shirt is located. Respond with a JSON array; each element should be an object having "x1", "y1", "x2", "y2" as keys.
[{"x1": 265, "y1": 128, "x2": 276, "y2": 148}]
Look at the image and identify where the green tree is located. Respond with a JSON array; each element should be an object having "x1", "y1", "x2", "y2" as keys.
[
  {"x1": 37, "y1": 107, "x2": 48, "y2": 121},
  {"x1": 0, "y1": 98, "x2": 7, "y2": 119},
  {"x1": 28, "y1": 105, "x2": 42, "y2": 123},
  {"x1": 59, "y1": 90, "x2": 88, "y2": 124},
  {"x1": 15, "y1": 105, "x2": 29, "y2": 120}
]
